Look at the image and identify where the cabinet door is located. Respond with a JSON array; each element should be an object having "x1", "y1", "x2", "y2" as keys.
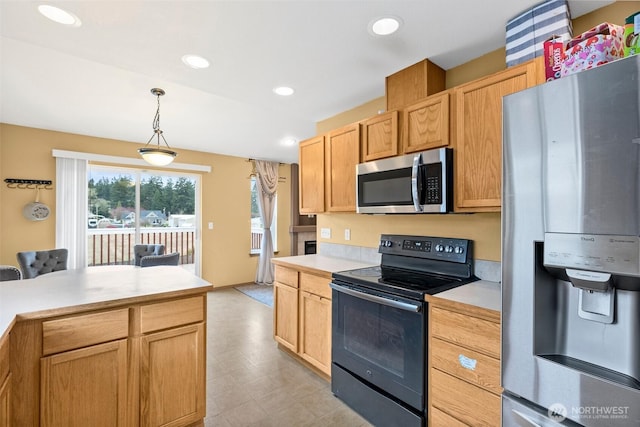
[
  {"x1": 454, "y1": 61, "x2": 537, "y2": 211},
  {"x1": 326, "y1": 123, "x2": 360, "y2": 212},
  {"x1": 403, "y1": 92, "x2": 450, "y2": 154},
  {"x1": 361, "y1": 110, "x2": 399, "y2": 161},
  {"x1": 0, "y1": 374, "x2": 10, "y2": 427},
  {"x1": 40, "y1": 339, "x2": 128, "y2": 427},
  {"x1": 299, "y1": 290, "x2": 332, "y2": 376},
  {"x1": 140, "y1": 323, "x2": 205, "y2": 427},
  {"x1": 274, "y1": 281, "x2": 299, "y2": 352},
  {"x1": 299, "y1": 135, "x2": 325, "y2": 214}
]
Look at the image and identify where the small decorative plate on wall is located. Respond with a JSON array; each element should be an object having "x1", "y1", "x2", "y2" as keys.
[{"x1": 23, "y1": 189, "x2": 50, "y2": 221}]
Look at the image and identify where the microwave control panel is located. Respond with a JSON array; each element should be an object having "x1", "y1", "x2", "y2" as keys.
[{"x1": 421, "y1": 163, "x2": 442, "y2": 204}]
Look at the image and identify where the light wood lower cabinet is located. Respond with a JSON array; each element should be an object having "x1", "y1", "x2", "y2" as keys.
[
  {"x1": 140, "y1": 323, "x2": 205, "y2": 427},
  {"x1": 0, "y1": 336, "x2": 9, "y2": 427},
  {"x1": 274, "y1": 281, "x2": 299, "y2": 352},
  {"x1": 273, "y1": 264, "x2": 332, "y2": 377},
  {"x1": 41, "y1": 340, "x2": 128, "y2": 426},
  {"x1": 10, "y1": 294, "x2": 207, "y2": 427},
  {"x1": 426, "y1": 296, "x2": 501, "y2": 427},
  {"x1": 299, "y1": 290, "x2": 331, "y2": 375}
]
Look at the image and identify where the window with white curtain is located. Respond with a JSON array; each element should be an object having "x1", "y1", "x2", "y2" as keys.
[{"x1": 250, "y1": 176, "x2": 277, "y2": 254}]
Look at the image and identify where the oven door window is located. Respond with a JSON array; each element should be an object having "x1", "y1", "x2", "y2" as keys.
[{"x1": 332, "y1": 286, "x2": 425, "y2": 410}]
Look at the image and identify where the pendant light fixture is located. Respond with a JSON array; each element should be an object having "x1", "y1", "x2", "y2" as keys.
[{"x1": 138, "y1": 88, "x2": 177, "y2": 166}]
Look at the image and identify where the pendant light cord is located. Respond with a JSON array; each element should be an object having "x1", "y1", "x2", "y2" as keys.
[{"x1": 145, "y1": 91, "x2": 171, "y2": 149}]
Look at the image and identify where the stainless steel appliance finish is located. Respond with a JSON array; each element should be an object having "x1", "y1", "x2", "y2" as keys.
[
  {"x1": 356, "y1": 147, "x2": 452, "y2": 214},
  {"x1": 502, "y1": 56, "x2": 640, "y2": 427},
  {"x1": 331, "y1": 234, "x2": 476, "y2": 427}
]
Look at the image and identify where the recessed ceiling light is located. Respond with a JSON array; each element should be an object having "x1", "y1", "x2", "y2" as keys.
[
  {"x1": 369, "y1": 16, "x2": 402, "y2": 36},
  {"x1": 181, "y1": 54, "x2": 210, "y2": 69},
  {"x1": 281, "y1": 138, "x2": 297, "y2": 146},
  {"x1": 38, "y1": 5, "x2": 81, "y2": 27},
  {"x1": 273, "y1": 86, "x2": 295, "y2": 96}
]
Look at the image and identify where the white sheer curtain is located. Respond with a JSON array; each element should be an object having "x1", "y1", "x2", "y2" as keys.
[
  {"x1": 254, "y1": 160, "x2": 279, "y2": 285},
  {"x1": 55, "y1": 157, "x2": 88, "y2": 269}
]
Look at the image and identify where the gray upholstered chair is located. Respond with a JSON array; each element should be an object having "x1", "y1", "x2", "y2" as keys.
[
  {"x1": 133, "y1": 244, "x2": 165, "y2": 266},
  {"x1": 139, "y1": 252, "x2": 180, "y2": 268},
  {"x1": 16, "y1": 249, "x2": 68, "y2": 279},
  {"x1": 0, "y1": 265, "x2": 22, "y2": 281}
]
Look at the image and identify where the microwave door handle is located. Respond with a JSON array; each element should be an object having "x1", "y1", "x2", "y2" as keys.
[{"x1": 411, "y1": 153, "x2": 423, "y2": 212}]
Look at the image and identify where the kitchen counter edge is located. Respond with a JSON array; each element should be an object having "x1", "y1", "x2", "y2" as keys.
[
  {"x1": 426, "y1": 280, "x2": 501, "y2": 322},
  {"x1": 272, "y1": 254, "x2": 376, "y2": 278},
  {"x1": 0, "y1": 266, "x2": 213, "y2": 339}
]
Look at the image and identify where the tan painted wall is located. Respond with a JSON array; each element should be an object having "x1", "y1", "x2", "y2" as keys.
[
  {"x1": 314, "y1": 1, "x2": 638, "y2": 262},
  {"x1": 0, "y1": 124, "x2": 292, "y2": 287},
  {"x1": 318, "y1": 213, "x2": 501, "y2": 261}
]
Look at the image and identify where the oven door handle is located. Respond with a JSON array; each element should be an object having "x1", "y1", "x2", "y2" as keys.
[{"x1": 330, "y1": 283, "x2": 422, "y2": 313}]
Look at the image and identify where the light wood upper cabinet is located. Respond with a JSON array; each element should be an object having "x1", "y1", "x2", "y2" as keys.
[
  {"x1": 402, "y1": 91, "x2": 450, "y2": 154},
  {"x1": 454, "y1": 61, "x2": 537, "y2": 212},
  {"x1": 299, "y1": 135, "x2": 325, "y2": 214},
  {"x1": 361, "y1": 110, "x2": 399, "y2": 161},
  {"x1": 326, "y1": 123, "x2": 360, "y2": 212}
]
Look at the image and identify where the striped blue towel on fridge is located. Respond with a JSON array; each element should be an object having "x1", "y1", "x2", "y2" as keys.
[{"x1": 506, "y1": 0, "x2": 572, "y2": 67}]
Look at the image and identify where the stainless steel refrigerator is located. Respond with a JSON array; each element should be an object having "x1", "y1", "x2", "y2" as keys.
[{"x1": 502, "y1": 55, "x2": 640, "y2": 426}]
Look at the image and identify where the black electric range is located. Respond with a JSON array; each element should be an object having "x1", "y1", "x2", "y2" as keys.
[{"x1": 330, "y1": 234, "x2": 477, "y2": 427}]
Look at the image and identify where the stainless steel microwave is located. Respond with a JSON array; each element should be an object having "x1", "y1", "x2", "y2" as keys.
[{"x1": 356, "y1": 148, "x2": 453, "y2": 214}]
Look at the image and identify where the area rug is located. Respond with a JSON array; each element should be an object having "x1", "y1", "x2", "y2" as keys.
[{"x1": 234, "y1": 283, "x2": 273, "y2": 308}]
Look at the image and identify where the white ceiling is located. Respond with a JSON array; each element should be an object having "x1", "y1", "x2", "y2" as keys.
[{"x1": 0, "y1": 1, "x2": 612, "y2": 164}]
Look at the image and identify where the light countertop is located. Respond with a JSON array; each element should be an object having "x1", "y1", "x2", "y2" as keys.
[
  {"x1": 429, "y1": 279, "x2": 501, "y2": 313},
  {"x1": 0, "y1": 265, "x2": 213, "y2": 338},
  {"x1": 272, "y1": 254, "x2": 376, "y2": 277}
]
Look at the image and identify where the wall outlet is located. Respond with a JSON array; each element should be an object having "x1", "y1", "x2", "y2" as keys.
[
  {"x1": 320, "y1": 227, "x2": 331, "y2": 239},
  {"x1": 344, "y1": 229, "x2": 351, "y2": 241}
]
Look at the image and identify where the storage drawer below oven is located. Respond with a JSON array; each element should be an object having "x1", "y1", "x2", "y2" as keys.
[
  {"x1": 332, "y1": 363, "x2": 423, "y2": 427},
  {"x1": 430, "y1": 337, "x2": 501, "y2": 395},
  {"x1": 430, "y1": 369, "x2": 501, "y2": 427}
]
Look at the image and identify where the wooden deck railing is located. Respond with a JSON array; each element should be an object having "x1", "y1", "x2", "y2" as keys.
[
  {"x1": 251, "y1": 228, "x2": 263, "y2": 252},
  {"x1": 88, "y1": 227, "x2": 195, "y2": 266}
]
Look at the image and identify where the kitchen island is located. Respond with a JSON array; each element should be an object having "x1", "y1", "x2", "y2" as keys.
[{"x1": 0, "y1": 265, "x2": 212, "y2": 427}]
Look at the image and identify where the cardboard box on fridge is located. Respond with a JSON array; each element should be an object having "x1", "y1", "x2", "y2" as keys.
[
  {"x1": 561, "y1": 22, "x2": 624, "y2": 77},
  {"x1": 506, "y1": 0, "x2": 572, "y2": 67},
  {"x1": 543, "y1": 36, "x2": 565, "y2": 81}
]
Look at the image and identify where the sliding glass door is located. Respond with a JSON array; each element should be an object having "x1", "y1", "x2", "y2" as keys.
[{"x1": 87, "y1": 165, "x2": 201, "y2": 274}]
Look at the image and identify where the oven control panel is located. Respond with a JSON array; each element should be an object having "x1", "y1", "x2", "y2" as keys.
[{"x1": 379, "y1": 234, "x2": 471, "y2": 263}]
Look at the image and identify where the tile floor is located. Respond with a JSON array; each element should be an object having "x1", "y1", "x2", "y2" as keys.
[{"x1": 204, "y1": 287, "x2": 371, "y2": 427}]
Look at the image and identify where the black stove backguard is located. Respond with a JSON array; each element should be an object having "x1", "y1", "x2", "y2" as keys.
[{"x1": 331, "y1": 234, "x2": 476, "y2": 427}]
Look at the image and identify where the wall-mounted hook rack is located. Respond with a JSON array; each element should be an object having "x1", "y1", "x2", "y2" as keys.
[{"x1": 4, "y1": 178, "x2": 53, "y2": 189}]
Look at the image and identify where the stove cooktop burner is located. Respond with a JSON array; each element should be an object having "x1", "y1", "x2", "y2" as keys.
[{"x1": 331, "y1": 234, "x2": 477, "y2": 300}]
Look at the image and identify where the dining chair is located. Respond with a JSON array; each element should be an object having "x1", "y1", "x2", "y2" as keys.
[
  {"x1": 133, "y1": 244, "x2": 165, "y2": 266},
  {"x1": 16, "y1": 248, "x2": 68, "y2": 279},
  {"x1": 139, "y1": 252, "x2": 180, "y2": 267},
  {"x1": 0, "y1": 265, "x2": 22, "y2": 281}
]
